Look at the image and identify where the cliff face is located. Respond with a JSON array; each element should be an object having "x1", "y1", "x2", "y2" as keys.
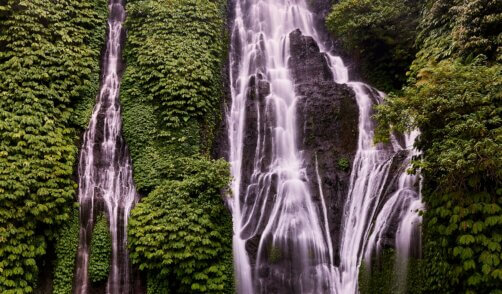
[
  {"x1": 289, "y1": 29, "x2": 359, "y2": 266},
  {"x1": 219, "y1": 0, "x2": 361, "y2": 287}
]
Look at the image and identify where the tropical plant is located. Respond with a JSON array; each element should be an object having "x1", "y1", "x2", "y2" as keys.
[
  {"x1": 326, "y1": 0, "x2": 422, "y2": 90},
  {"x1": 88, "y1": 213, "x2": 111, "y2": 284}
]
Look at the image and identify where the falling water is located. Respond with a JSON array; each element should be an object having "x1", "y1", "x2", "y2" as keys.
[
  {"x1": 74, "y1": 1, "x2": 137, "y2": 293},
  {"x1": 228, "y1": 0, "x2": 337, "y2": 292},
  {"x1": 364, "y1": 130, "x2": 423, "y2": 291},
  {"x1": 227, "y1": 0, "x2": 421, "y2": 292},
  {"x1": 333, "y1": 83, "x2": 396, "y2": 294}
]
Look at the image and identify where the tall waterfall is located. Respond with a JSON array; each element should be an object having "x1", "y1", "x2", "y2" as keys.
[
  {"x1": 227, "y1": 0, "x2": 337, "y2": 292},
  {"x1": 74, "y1": 1, "x2": 137, "y2": 293},
  {"x1": 227, "y1": 0, "x2": 421, "y2": 293}
]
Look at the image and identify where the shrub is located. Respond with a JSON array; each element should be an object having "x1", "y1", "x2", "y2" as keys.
[
  {"x1": 88, "y1": 213, "x2": 111, "y2": 284},
  {"x1": 128, "y1": 157, "x2": 234, "y2": 293},
  {"x1": 326, "y1": 0, "x2": 421, "y2": 90}
]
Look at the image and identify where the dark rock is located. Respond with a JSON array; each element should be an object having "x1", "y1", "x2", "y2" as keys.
[
  {"x1": 289, "y1": 29, "x2": 359, "y2": 266},
  {"x1": 289, "y1": 29, "x2": 334, "y2": 84}
]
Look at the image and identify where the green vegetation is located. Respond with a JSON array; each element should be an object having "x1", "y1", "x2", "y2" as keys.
[
  {"x1": 373, "y1": 6, "x2": 502, "y2": 291},
  {"x1": 375, "y1": 60, "x2": 501, "y2": 188},
  {"x1": 327, "y1": 0, "x2": 501, "y2": 292},
  {"x1": 359, "y1": 249, "x2": 399, "y2": 294},
  {"x1": 88, "y1": 213, "x2": 111, "y2": 284},
  {"x1": 324, "y1": 0, "x2": 502, "y2": 293},
  {"x1": 268, "y1": 244, "x2": 282, "y2": 264},
  {"x1": 359, "y1": 249, "x2": 424, "y2": 294},
  {"x1": 122, "y1": 0, "x2": 233, "y2": 292},
  {"x1": 337, "y1": 157, "x2": 350, "y2": 172},
  {"x1": 326, "y1": 0, "x2": 421, "y2": 91},
  {"x1": 52, "y1": 208, "x2": 80, "y2": 294},
  {"x1": 0, "y1": 0, "x2": 107, "y2": 292},
  {"x1": 147, "y1": 274, "x2": 170, "y2": 294},
  {"x1": 128, "y1": 158, "x2": 233, "y2": 293}
]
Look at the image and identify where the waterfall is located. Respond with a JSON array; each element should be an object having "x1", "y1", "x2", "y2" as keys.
[
  {"x1": 333, "y1": 83, "x2": 396, "y2": 294},
  {"x1": 228, "y1": 0, "x2": 336, "y2": 292},
  {"x1": 228, "y1": 0, "x2": 421, "y2": 293},
  {"x1": 364, "y1": 130, "x2": 423, "y2": 291},
  {"x1": 74, "y1": 1, "x2": 137, "y2": 293}
]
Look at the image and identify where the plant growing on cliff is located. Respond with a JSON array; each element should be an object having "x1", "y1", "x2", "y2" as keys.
[
  {"x1": 375, "y1": 60, "x2": 501, "y2": 189},
  {"x1": 121, "y1": 0, "x2": 233, "y2": 292},
  {"x1": 326, "y1": 0, "x2": 421, "y2": 90},
  {"x1": 52, "y1": 208, "x2": 80, "y2": 294},
  {"x1": 0, "y1": 0, "x2": 107, "y2": 291},
  {"x1": 88, "y1": 213, "x2": 112, "y2": 284},
  {"x1": 337, "y1": 157, "x2": 350, "y2": 172},
  {"x1": 268, "y1": 244, "x2": 282, "y2": 264},
  {"x1": 128, "y1": 157, "x2": 234, "y2": 293},
  {"x1": 375, "y1": 59, "x2": 502, "y2": 293},
  {"x1": 125, "y1": 0, "x2": 225, "y2": 129},
  {"x1": 373, "y1": 3, "x2": 502, "y2": 288}
]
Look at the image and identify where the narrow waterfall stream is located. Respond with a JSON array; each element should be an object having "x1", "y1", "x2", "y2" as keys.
[
  {"x1": 334, "y1": 83, "x2": 397, "y2": 294},
  {"x1": 364, "y1": 130, "x2": 423, "y2": 291},
  {"x1": 74, "y1": 1, "x2": 137, "y2": 293},
  {"x1": 227, "y1": 0, "x2": 421, "y2": 293}
]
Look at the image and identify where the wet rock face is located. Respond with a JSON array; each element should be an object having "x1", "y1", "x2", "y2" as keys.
[
  {"x1": 289, "y1": 29, "x2": 359, "y2": 266},
  {"x1": 289, "y1": 29, "x2": 334, "y2": 84}
]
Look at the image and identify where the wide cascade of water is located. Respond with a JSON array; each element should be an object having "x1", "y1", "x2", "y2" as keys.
[
  {"x1": 228, "y1": 0, "x2": 421, "y2": 293},
  {"x1": 228, "y1": 0, "x2": 337, "y2": 292},
  {"x1": 74, "y1": 1, "x2": 137, "y2": 293}
]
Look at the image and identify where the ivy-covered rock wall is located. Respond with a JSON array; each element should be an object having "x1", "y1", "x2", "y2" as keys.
[
  {"x1": 0, "y1": 1, "x2": 107, "y2": 292},
  {"x1": 121, "y1": 0, "x2": 234, "y2": 292},
  {"x1": 52, "y1": 208, "x2": 80, "y2": 294}
]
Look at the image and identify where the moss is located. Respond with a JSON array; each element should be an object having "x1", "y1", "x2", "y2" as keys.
[
  {"x1": 268, "y1": 244, "x2": 282, "y2": 264},
  {"x1": 337, "y1": 157, "x2": 350, "y2": 171},
  {"x1": 88, "y1": 213, "x2": 111, "y2": 284},
  {"x1": 359, "y1": 248, "x2": 427, "y2": 294}
]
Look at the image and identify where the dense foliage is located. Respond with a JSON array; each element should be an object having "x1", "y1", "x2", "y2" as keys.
[
  {"x1": 121, "y1": 0, "x2": 233, "y2": 292},
  {"x1": 88, "y1": 213, "x2": 111, "y2": 284},
  {"x1": 128, "y1": 158, "x2": 233, "y2": 293},
  {"x1": 326, "y1": 0, "x2": 422, "y2": 91},
  {"x1": 124, "y1": 0, "x2": 225, "y2": 129},
  {"x1": 375, "y1": 60, "x2": 501, "y2": 188},
  {"x1": 415, "y1": 0, "x2": 502, "y2": 68},
  {"x1": 52, "y1": 208, "x2": 80, "y2": 294},
  {"x1": 367, "y1": 0, "x2": 502, "y2": 293},
  {"x1": 0, "y1": 1, "x2": 107, "y2": 292}
]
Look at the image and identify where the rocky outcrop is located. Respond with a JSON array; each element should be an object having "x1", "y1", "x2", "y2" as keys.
[{"x1": 289, "y1": 29, "x2": 359, "y2": 266}]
